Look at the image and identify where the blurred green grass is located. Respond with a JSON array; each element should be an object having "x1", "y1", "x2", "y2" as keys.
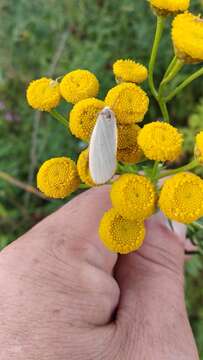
[{"x1": 0, "y1": 0, "x2": 203, "y2": 356}]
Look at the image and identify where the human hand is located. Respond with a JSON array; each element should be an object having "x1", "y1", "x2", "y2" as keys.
[{"x1": 0, "y1": 187, "x2": 199, "y2": 360}]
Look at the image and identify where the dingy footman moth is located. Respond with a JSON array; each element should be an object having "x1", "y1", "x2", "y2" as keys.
[{"x1": 89, "y1": 107, "x2": 118, "y2": 185}]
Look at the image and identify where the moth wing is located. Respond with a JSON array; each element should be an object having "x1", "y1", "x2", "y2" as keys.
[{"x1": 89, "y1": 108, "x2": 117, "y2": 185}]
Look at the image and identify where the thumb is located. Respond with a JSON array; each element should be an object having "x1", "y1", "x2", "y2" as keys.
[
  {"x1": 115, "y1": 212, "x2": 186, "y2": 315},
  {"x1": 114, "y1": 213, "x2": 198, "y2": 354}
]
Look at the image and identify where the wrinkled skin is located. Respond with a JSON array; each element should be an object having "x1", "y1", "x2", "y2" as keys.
[{"x1": 0, "y1": 187, "x2": 199, "y2": 360}]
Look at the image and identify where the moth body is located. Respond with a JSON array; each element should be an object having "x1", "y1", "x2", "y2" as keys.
[{"x1": 89, "y1": 107, "x2": 117, "y2": 185}]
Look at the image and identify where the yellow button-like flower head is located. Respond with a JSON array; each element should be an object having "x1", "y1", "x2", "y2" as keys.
[
  {"x1": 195, "y1": 131, "x2": 203, "y2": 164},
  {"x1": 26, "y1": 78, "x2": 61, "y2": 111},
  {"x1": 172, "y1": 13, "x2": 203, "y2": 63},
  {"x1": 99, "y1": 208, "x2": 145, "y2": 254},
  {"x1": 69, "y1": 98, "x2": 105, "y2": 142},
  {"x1": 138, "y1": 121, "x2": 183, "y2": 162},
  {"x1": 111, "y1": 174, "x2": 156, "y2": 221},
  {"x1": 77, "y1": 148, "x2": 95, "y2": 186},
  {"x1": 118, "y1": 123, "x2": 141, "y2": 149},
  {"x1": 60, "y1": 70, "x2": 99, "y2": 104},
  {"x1": 37, "y1": 157, "x2": 80, "y2": 199},
  {"x1": 117, "y1": 146, "x2": 143, "y2": 164},
  {"x1": 113, "y1": 59, "x2": 148, "y2": 84},
  {"x1": 159, "y1": 172, "x2": 203, "y2": 224},
  {"x1": 105, "y1": 83, "x2": 149, "y2": 124},
  {"x1": 117, "y1": 124, "x2": 143, "y2": 164},
  {"x1": 150, "y1": 0, "x2": 190, "y2": 16}
]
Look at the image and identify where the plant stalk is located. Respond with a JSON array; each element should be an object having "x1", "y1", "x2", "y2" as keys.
[
  {"x1": 159, "y1": 159, "x2": 199, "y2": 179},
  {"x1": 148, "y1": 16, "x2": 165, "y2": 100},
  {"x1": 165, "y1": 67, "x2": 203, "y2": 103},
  {"x1": 50, "y1": 109, "x2": 67, "y2": 127},
  {"x1": 151, "y1": 160, "x2": 159, "y2": 182},
  {"x1": 159, "y1": 59, "x2": 184, "y2": 97},
  {"x1": 0, "y1": 171, "x2": 47, "y2": 199},
  {"x1": 162, "y1": 56, "x2": 178, "y2": 80},
  {"x1": 158, "y1": 99, "x2": 170, "y2": 122},
  {"x1": 79, "y1": 184, "x2": 91, "y2": 189}
]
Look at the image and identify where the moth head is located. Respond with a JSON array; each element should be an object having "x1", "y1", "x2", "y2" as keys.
[{"x1": 101, "y1": 106, "x2": 115, "y2": 120}]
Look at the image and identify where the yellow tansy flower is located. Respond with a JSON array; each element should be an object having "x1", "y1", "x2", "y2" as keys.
[
  {"x1": 117, "y1": 123, "x2": 141, "y2": 149},
  {"x1": 117, "y1": 146, "x2": 143, "y2": 164},
  {"x1": 150, "y1": 0, "x2": 190, "y2": 16},
  {"x1": 117, "y1": 124, "x2": 143, "y2": 163},
  {"x1": 111, "y1": 174, "x2": 156, "y2": 221},
  {"x1": 159, "y1": 172, "x2": 203, "y2": 224},
  {"x1": 60, "y1": 69, "x2": 99, "y2": 104},
  {"x1": 105, "y1": 83, "x2": 149, "y2": 124},
  {"x1": 77, "y1": 148, "x2": 95, "y2": 186},
  {"x1": 195, "y1": 131, "x2": 203, "y2": 164},
  {"x1": 138, "y1": 121, "x2": 183, "y2": 162},
  {"x1": 69, "y1": 98, "x2": 105, "y2": 142},
  {"x1": 172, "y1": 13, "x2": 203, "y2": 63},
  {"x1": 37, "y1": 157, "x2": 80, "y2": 199},
  {"x1": 113, "y1": 59, "x2": 148, "y2": 84},
  {"x1": 99, "y1": 208, "x2": 145, "y2": 254},
  {"x1": 26, "y1": 78, "x2": 61, "y2": 112}
]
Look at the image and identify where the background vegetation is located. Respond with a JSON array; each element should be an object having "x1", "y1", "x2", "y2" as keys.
[{"x1": 0, "y1": 0, "x2": 203, "y2": 356}]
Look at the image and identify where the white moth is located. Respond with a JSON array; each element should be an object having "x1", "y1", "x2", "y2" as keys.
[{"x1": 89, "y1": 106, "x2": 117, "y2": 185}]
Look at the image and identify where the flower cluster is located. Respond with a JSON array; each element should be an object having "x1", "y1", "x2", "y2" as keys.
[
  {"x1": 37, "y1": 157, "x2": 80, "y2": 198},
  {"x1": 99, "y1": 208, "x2": 145, "y2": 254},
  {"x1": 27, "y1": 78, "x2": 61, "y2": 112},
  {"x1": 159, "y1": 173, "x2": 203, "y2": 224},
  {"x1": 150, "y1": 0, "x2": 190, "y2": 16},
  {"x1": 69, "y1": 98, "x2": 105, "y2": 141},
  {"x1": 60, "y1": 69, "x2": 99, "y2": 104},
  {"x1": 27, "y1": 57, "x2": 149, "y2": 194},
  {"x1": 137, "y1": 122, "x2": 183, "y2": 162},
  {"x1": 172, "y1": 13, "x2": 203, "y2": 63},
  {"x1": 105, "y1": 82, "x2": 149, "y2": 124},
  {"x1": 98, "y1": 174, "x2": 156, "y2": 253},
  {"x1": 26, "y1": 0, "x2": 203, "y2": 255},
  {"x1": 113, "y1": 59, "x2": 148, "y2": 84},
  {"x1": 117, "y1": 124, "x2": 143, "y2": 164},
  {"x1": 77, "y1": 149, "x2": 95, "y2": 187}
]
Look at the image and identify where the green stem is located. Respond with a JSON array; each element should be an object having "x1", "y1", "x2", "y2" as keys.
[
  {"x1": 163, "y1": 56, "x2": 178, "y2": 80},
  {"x1": 117, "y1": 163, "x2": 137, "y2": 174},
  {"x1": 165, "y1": 67, "x2": 203, "y2": 103},
  {"x1": 157, "y1": 58, "x2": 183, "y2": 123},
  {"x1": 117, "y1": 163, "x2": 126, "y2": 174},
  {"x1": 0, "y1": 171, "x2": 47, "y2": 200},
  {"x1": 50, "y1": 109, "x2": 67, "y2": 127},
  {"x1": 151, "y1": 160, "x2": 159, "y2": 182},
  {"x1": 148, "y1": 16, "x2": 165, "y2": 100},
  {"x1": 158, "y1": 99, "x2": 170, "y2": 122},
  {"x1": 191, "y1": 222, "x2": 203, "y2": 231},
  {"x1": 159, "y1": 59, "x2": 184, "y2": 98},
  {"x1": 159, "y1": 159, "x2": 199, "y2": 179},
  {"x1": 79, "y1": 184, "x2": 91, "y2": 189}
]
